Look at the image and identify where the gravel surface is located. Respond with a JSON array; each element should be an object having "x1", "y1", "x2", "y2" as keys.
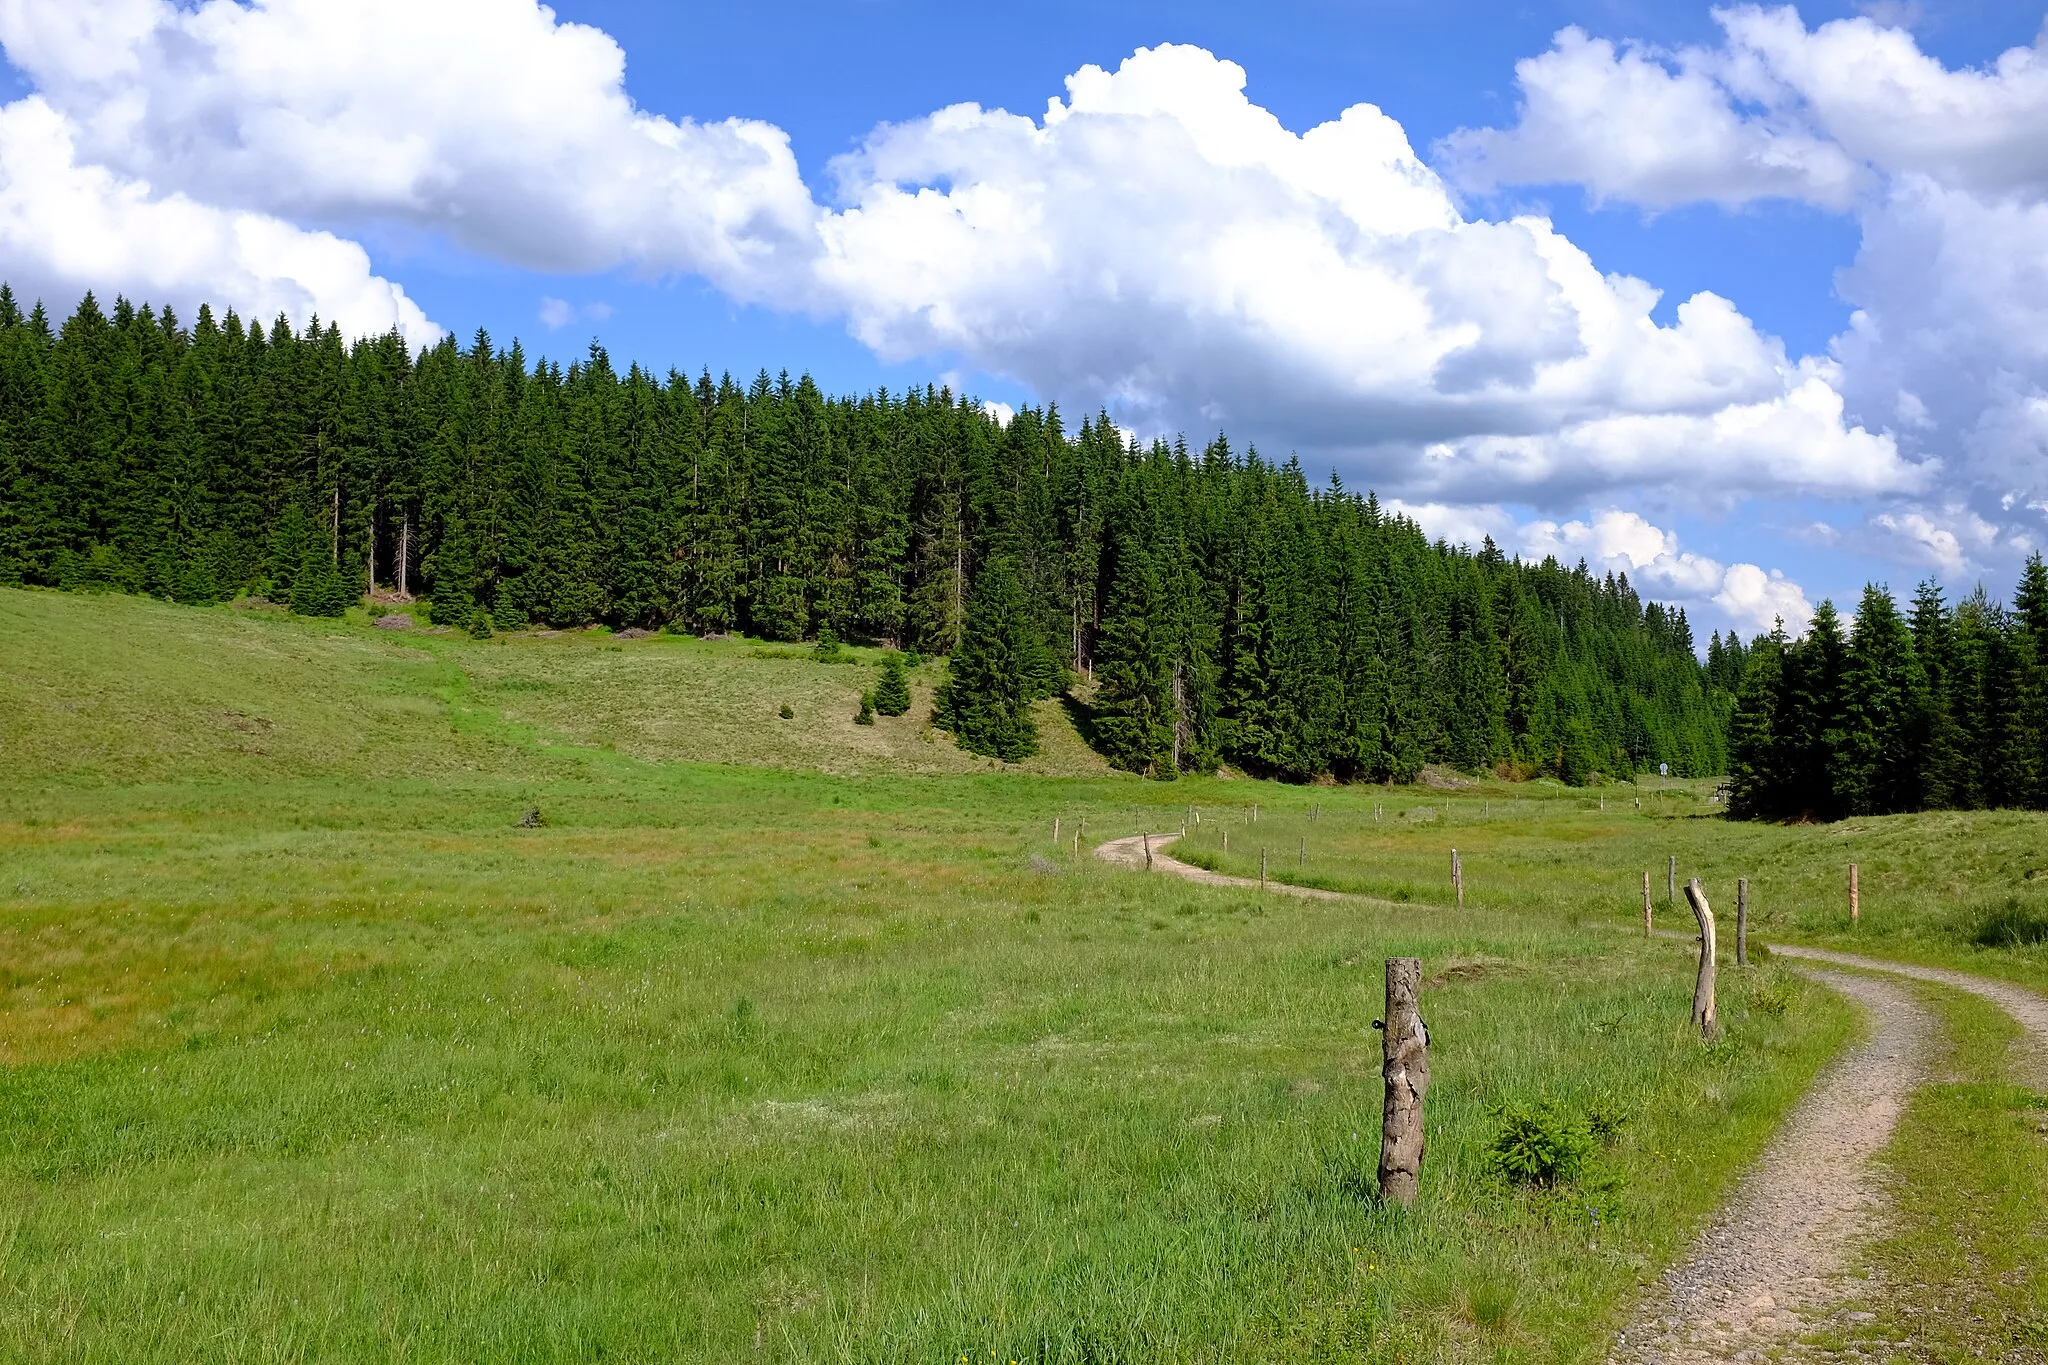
[
  {"x1": 1609, "y1": 970, "x2": 1935, "y2": 1364},
  {"x1": 1769, "y1": 944, "x2": 2048, "y2": 1088},
  {"x1": 1093, "y1": 832, "x2": 1364, "y2": 901}
]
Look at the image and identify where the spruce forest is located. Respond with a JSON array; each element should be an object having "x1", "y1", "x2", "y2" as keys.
[
  {"x1": 1726, "y1": 570, "x2": 2048, "y2": 819},
  {"x1": 7, "y1": 287, "x2": 1741, "y2": 782}
]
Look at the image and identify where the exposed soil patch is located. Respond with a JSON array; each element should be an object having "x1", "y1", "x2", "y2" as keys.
[{"x1": 1093, "y1": 832, "x2": 1361, "y2": 902}]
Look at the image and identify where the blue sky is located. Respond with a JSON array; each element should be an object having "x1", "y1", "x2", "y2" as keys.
[{"x1": 4, "y1": 0, "x2": 2046, "y2": 639}]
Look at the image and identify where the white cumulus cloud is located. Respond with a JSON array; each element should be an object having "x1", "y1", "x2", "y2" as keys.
[
  {"x1": 0, "y1": 0, "x2": 821, "y2": 301},
  {"x1": 813, "y1": 44, "x2": 1906, "y2": 504},
  {"x1": 0, "y1": 95, "x2": 433, "y2": 342}
]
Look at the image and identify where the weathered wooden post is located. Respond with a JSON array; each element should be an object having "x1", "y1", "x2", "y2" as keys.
[
  {"x1": 1223, "y1": 829, "x2": 1229, "y2": 853},
  {"x1": 1642, "y1": 871, "x2": 1652, "y2": 936},
  {"x1": 1451, "y1": 849, "x2": 1463, "y2": 906},
  {"x1": 1376, "y1": 957, "x2": 1428, "y2": 1206},
  {"x1": 1053, "y1": 816, "x2": 1060, "y2": 845},
  {"x1": 1849, "y1": 863, "x2": 1860, "y2": 925},
  {"x1": 1299, "y1": 837, "x2": 1306, "y2": 869},
  {"x1": 1683, "y1": 878, "x2": 1719, "y2": 1041},
  {"x1": 1260, "y1": 847, "x2": 1268, "y2": 889},
  {"x1": 1668, "y1": 855, "x2": 1677, "y2": 904},
  {"x1": 1143, "y1": 832, "x2": 1153, "y2": 870},
  {"x1": 1736, "y1": 877, "x2": 1750, "y2": 966}
]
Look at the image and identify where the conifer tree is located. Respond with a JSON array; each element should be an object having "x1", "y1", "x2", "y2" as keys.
[
  {"x1": 1837, "y1": 584, "x2": 1926, "y2": 815},
  {"x1": 873, "y1": 652, "x2": 911, "y2": 717},
  {"x1": 933, "y1": 558, "x2": 1037, "y2": 761}
]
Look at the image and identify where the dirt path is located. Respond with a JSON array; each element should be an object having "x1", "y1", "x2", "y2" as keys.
[
  {"x1": 1096, "y1": 831, "x2": 2048, "y2": 1359},
  {"x1": 1769, "y1": 943, "x2": 2048, "y2": 1087},
  {"x1": 1092, "y1": 832, "x2": 1361, "y2": 901},
  {"x1": 1610, "y1": 969, "x2": 1936, "y2": 1363}
]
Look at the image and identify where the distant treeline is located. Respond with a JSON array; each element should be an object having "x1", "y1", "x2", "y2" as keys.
[
  {"x1": 1728, "y1": 568, "x2": 2048, "y2": 819},
  {"x1": 0, "y1": 288, "x2": 1733, "y2": 781}
]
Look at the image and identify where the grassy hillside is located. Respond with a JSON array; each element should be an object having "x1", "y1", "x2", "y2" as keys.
[
  {"x1": 0, "y1": 589, "x2": 1114, "y2": 783},
  {"x1": 0, "y1": 585, "x2": 2031, "y2": 1361}
]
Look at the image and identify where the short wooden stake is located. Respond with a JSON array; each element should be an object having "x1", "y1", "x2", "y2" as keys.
[
  {"x1": 1849, "y1": 863, "x2": 1859, "y2": 924},
  {"x1": 1072, "y1": 831, "x2": 1079, "y2": 857},
  {"x1": 1143, "y1": 832, "x2": 1153, "y2": 870},
  {"x1": 1299, "y1": 837, "x2": 1306, "y2": 869},
  {"x1": 1260, "y1": 847, "x2": 1268, "y2": 889},
  {"x1": 1053, "y1": 817, "x2": 1060, "y2": 845},
  {"x1": 1736, "y1": 877, "x2": 1750, "y2": 966},
  {"x1": 1667, "y1": 855, "x2": 1677, "y2": 904},
  {"x1": 1642, "y1": 870, "x2": 1652, "y2": 936},
  {"x1": 1451, "y1": 849, "x2": 1463, "y2": 906},
  {"x1": 1683, "y1": 878, "x2": 1719, "y2": 1042},
  {"x1": 1376, "y1": 957, "x2": 1428, "y2": 1206},
  {"x1": 1223, "y1": 830, "x2": 1229, "y2": 853}
]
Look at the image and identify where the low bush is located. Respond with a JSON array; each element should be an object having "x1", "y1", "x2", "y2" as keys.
[{"x1": 1485, "y1": 1100, "x2": 1597, "y2": 1188}]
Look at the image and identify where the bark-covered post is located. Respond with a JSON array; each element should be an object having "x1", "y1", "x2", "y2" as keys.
[
  {"x1": 1668, "y1": 855, "x2": 1677, "y2": 904},
  {"x1": 1377, "y1": 957, "x2": 1428, "y2": 1206},
  {"x1": 1260, "y1": 847, "x2": 1268, "y2": 889},
  {"x1": 1849, "y1": 863, "x2": 1860, "y2": 925},
  {"x1": 1299, "y1": 837, "x2": 1306, "y2": 869},
  {"x1": 1683, "y1": 878, "x2": 1719, "y2": 1042},
  {"x1": 1642, "y1": 871, "x2": 1652, "y2": 936},
  {"x1": 1143, "y1": 832, "x2": 1153, "y2": 870},
  {"x1": 1736, "y1": 877, "x2": 1750, "y2": 966}
]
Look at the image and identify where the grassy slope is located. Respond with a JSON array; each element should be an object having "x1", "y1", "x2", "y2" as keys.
[{"x1": 0, "y1": 585, "x2": 1941, "y2": 1362}]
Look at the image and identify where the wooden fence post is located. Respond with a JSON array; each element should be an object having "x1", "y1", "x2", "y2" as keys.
[
  {"x1": 1667, "y1": 855, "x2": 1677, "y2": 904},
  {"x1": 1143, "y1": 832, "x2": 1153, "y2": 870},
  {"x1": 1642, "y1": 871, "x2": 1652, "y2": 936},
  {"x1": 1053, "y1": 817, "x2": 1060, "y2": 846},
  {"x1": 1260, "y1": 847, "x2": 1268, "y2": 889},
  {"x1": 1736, "y1": 877, "x2": 1750, "y2": 966},
  {"x1": 1683, "y1": 879, "x2": 1719, "y2": 1042},
  {"x1": 1377, "y1": 957, "x2": 1428, "y2": 1206},
  {"x1": 1299, "y1": 838, "x2": 1306, "y2": 869},
  {"x1": 1451, "y1": 850, "x2": 1463, "y2": 907},
  {"x1": 1849, "y1": 863, "x2": 1860, "y2": 925}
]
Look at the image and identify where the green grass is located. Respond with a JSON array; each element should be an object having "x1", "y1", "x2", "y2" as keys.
[
  {"x1": 1814, "y1": 983, "x2": 2048, "y2": 1361},
  {"x1": 1170, "y1": 783, "x2": 2048, "y2": 993},
  {"x1": 0, "y1": 584, "x2": 2026, "y2": 1361}
]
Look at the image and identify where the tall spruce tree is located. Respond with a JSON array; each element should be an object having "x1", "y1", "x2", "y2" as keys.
[
  {"x1": 1837, "y1": 584, "x2": 1926, "y2": 815},
  {"x1": 934, "y1": 558, "x2": 1038, "y2": 761}
]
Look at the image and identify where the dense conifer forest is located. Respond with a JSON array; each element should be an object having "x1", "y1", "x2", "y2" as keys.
[
  {"x1": 0, "y1": 288, "x2": 1737, "y2": 781},
  {"x1": 1727, "y1": 568, "x2": 2048, "y2": 818}
]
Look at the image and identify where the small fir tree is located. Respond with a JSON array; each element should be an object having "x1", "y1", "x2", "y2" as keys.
[
  {"x1": 855, "y1": 691, "x2": 876, "y2": 725},
  {"x1": 873, "y1": 653, "x2": 912, "y2": 716}
]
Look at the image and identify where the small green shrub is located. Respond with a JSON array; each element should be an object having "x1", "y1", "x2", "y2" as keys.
[
  {"x1": 1747, "y1": 974, "x2": 1793, "y2": 1017},
  {"x1": 778, "y1": 704, "x2": 794, "y2": 720},
  {"x1": 812, "y1": 627, "x2": 848, "y2": 664},
  {"x1": 1485, "y1": 1101, "x2": 1596, "y2": 1188},
  {"x1": 855, "y1": 692, "x2": 876, "y2": 725},
  {"x1": 874, "y1": 653, "x2": 912, "y2": 716}
]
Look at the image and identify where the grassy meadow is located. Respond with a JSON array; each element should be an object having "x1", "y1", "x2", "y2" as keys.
[{"x1": 0, "y1": 586, "x2": 2041, "y2": 1361}]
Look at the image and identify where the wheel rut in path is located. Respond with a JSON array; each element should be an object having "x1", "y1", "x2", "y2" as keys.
[
  {"x1": 1609, "y1": 970, "x2": 1935, "y2": 1364},
  {"x1": 1092, "y1": 832, "x2": 1376, "y2": 903},
  {"x1": 1769, "y1": 943, "x2": 2048, "y2": 1087}
]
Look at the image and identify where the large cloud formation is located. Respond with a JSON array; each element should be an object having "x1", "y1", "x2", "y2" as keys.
[
  {"x1": 1441, "y1": 4, "x2": 2048, "y2": 585},
  {"x1": 16, "y1": 0, "x2": 1972, "y2": 628}
]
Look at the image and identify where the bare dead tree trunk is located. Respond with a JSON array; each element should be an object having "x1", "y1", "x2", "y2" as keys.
[
  {"x1": 1377, "y1": 957, "x2": 1428, "y2": 1206},
  {"x1": 1736, "y1": 877, "x2": 1750, "y2": 967},
  {"x1": 1684, "y1": 878, "x2": 1719, "y2": 1041}
]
